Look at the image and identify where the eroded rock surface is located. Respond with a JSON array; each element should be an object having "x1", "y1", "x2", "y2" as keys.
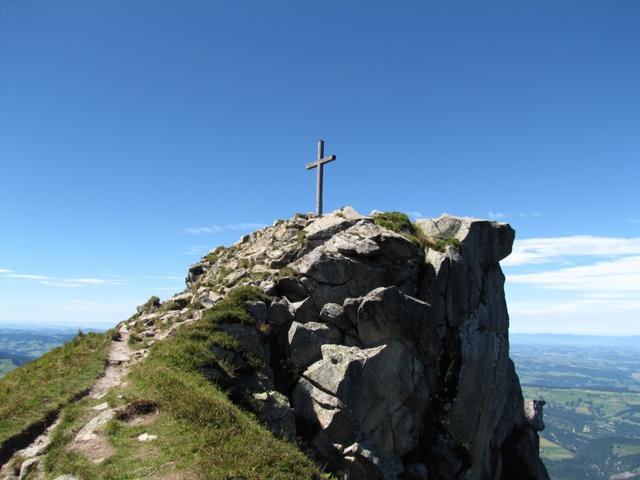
[{"x1": 115, "y1": 208, "x2": 548, "y2": 480}]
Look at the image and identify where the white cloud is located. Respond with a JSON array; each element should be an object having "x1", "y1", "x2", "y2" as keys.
[
  {"x1": 507, "y1": 255, "x2": 640, "y2": 292},
  {"x1": 504, "y1": 234, "x2": 640, "y2": 334},
  {"x1": 141, "y1": 275, "x2": 183, "y2": 281},
  {"x1": 0, "y1": 268, "x2": 13, "y2": 274},
  {"x1": 488, "y1": 212, "x2": 507, "y2": 219},
  {"x1": 517, "y1": 212, "x2": 542, "y2": 218},
  {"x1": 8, "y1": 273, "x2": 52, "y2": 280},
  {"x1": 180, "y1": 245, "x2": 208, "y2": 256},
  {"x1": 4, "y1": 272, "x2": 129, "y2": 288},
  {"x1": 183, "y1": 222, "x2": 265, "y2": 235},
  {"x1": 508, "y1": 299, "x2": 640, "y2": 335},
  {"x1": 503, "y1": 235, "x2": 640, "y2": 266}
]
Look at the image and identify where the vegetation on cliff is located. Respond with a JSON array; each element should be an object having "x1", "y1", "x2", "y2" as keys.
[
  {"x1": 41, "y1": 286, "x2": 324, "y2": 480},
  {"x1": 0, "y1": 332, "x2": 111, "y2": 455}
]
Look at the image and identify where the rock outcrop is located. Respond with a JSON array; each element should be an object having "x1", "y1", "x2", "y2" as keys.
[{"x1": 121, "y1": 207, "x2": 549, "y2": 480}]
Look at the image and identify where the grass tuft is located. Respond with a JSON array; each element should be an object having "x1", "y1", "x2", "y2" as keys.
[{"x1": 373, "y1": 211, "x2": 462, "y2": 253}]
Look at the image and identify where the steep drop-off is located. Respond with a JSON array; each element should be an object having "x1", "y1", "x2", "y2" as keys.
[
  {"x1": 2, "y1": 208, "x2": 548, "y2": 480},
  {"x1": 161, "y1": 208, "x2": 547, "y2": 479}
]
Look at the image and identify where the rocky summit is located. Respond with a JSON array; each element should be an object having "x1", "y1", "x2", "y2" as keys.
[{"x1": 114, "y1": 207, "x2": 548, "y2": 479}]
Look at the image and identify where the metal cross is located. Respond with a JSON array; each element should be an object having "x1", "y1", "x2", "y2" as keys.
[{"x1": 306, "y1": 139, "x2": 336, "y2": 216}]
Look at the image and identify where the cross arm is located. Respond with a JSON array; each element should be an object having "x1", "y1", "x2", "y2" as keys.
[{"x1": 306, "y1": 155, "x2": 336, "y2": 169}]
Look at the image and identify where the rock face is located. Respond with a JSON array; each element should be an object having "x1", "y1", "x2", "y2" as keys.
[{"x1": 130, "y1": 208, "x2": 548, "y2": 480}]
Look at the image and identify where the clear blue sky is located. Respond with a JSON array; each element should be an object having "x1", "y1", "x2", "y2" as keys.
[{"x1": 1, "y1": 1, "x2": 639, "y2": 334}]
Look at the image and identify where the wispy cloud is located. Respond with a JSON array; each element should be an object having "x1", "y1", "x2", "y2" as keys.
[
  {"x1": 503, "y1": 235, "x2": 640, "y2": 266},
  {"x1": 7, "y1": 274, "x2": 52, "y2": 281},
  {"x1": 183, "y1": 222, "x2": 265, "y2": 235},
  {"x1": 179, "y1": 245, "x2": 208, "y2": 256},
  {"x1": 0, "y1": 268, "x2": 13, "y2": 274},
  {"x1": 508, "y1": 255, "x2": 640, "y2": 292},
  {"x1": 1, "y1": 271, "x2": 130, "y2": 288},
  {"x1": 488, "y1": 212, "x2": 507, "y2": 219},
  {"x1": 504, "y1": 235, "x2": 640, "y2": 334},
  {"x1": 141, "y1": 274, "x2": 183, "y2": 281},
  {"x1": 406, "y1": 211, "x2": 424, "y2": 219},
  {"x1": 517, "y1": 212, "x2": 542, "y2": 218}
]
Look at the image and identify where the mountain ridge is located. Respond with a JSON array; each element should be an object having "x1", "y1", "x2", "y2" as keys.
[{"x1": 1, "y1": 208, "x2": 549, "y2": 480}]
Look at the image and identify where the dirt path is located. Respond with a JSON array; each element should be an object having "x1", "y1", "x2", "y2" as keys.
[
  {"x1": 89, "y1": 330, "x2": 135, "y2": 399},
  {"x1": 0, "y1": 327, "x2": 143, "y2": 479}
]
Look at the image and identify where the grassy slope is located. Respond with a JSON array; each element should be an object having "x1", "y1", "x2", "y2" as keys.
[
  {"x1": 0, "y1": 359, "x2": 16, "y2": 378},
  {"x1": 43, "y1": 288, "x2": 326, "y2": 479},
  {"x1": 0, "y1": 332, "x2": 111, "y2": 446}
]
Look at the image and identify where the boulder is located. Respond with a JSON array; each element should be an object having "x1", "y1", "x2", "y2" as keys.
[
  {"x1": 291, "y1": 297, "x2": 318, "y2": 324},
  {"x1": 251, "y1": 390, "x2": 297, "y2": 441},
  {"x1": 300, "y1": 341, "x2": 429, "y2": 458},
  {"x1": 414, "y1": 214, "x2": 515, "y2": 265},
  {"x1": 524, "y1": 399, "x2": 546, "y2": 432},
  {"x1": 319, "y1": 303, "x2": 351, "y2": 331},
  {"x1": 267, "y1": 297, "x2": 293, "y2": 326},
  {"x1": 287, "y1": 321, "x2": 343, "y2": 370},
  {"x1": 186, "y1": 262, "x2": 206, "y2": 285},
  {"x1": 305, "y1": 214, "x2": 355, "y2": 241},
  {"x1": 356, "y1": 287, "x2": 439, "y2": 384},
  {"x1": 217, "y1": 323, "x2": 270, "y2": 365}
]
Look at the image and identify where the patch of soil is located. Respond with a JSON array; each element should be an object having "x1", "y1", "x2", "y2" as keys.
[
  {"x1": 68, "y1": 435, "x2": 116, "y2": 465},
  {"x1": 115, "y1": 399, "x2": 159, "y2": 426}
]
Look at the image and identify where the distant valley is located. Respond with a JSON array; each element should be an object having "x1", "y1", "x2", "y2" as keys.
[
  {"x1": 0, "y1": 326, "x2": 78, "y2": 377},
  {"x1": 2, "y1": 325, "x2": 638, "y2": 479},
  {"x1": 511, "y1": 335, "x2": 640, "y2": 480}
]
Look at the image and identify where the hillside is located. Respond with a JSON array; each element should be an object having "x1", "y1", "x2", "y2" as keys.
[
  {"x1": 0, "y1": 208, "x2": 549, "y2": 479},
  {"x1": 0, "y1": 328, "x2": 78, "y2": 378}
]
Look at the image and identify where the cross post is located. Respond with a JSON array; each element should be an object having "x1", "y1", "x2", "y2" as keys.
[{"x1": 305, "y1": 139, "x2": 336, "y2": 216}]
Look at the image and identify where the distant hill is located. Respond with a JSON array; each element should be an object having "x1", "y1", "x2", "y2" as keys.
[
  {"x1": 510, "y1": 333, "x2": 640, "y2": 348},
  {"x1": 0, "y1": 327, "x2": 77, "y2": 378}
]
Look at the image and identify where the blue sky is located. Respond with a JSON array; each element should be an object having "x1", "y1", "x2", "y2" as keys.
[{"x1": 1, "y1": 1, "x2": 638, "y2": 334}]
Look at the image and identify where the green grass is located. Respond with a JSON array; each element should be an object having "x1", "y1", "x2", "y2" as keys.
[
  {"x1": 42, "y1": 286, "x2": 325, "y2": 480},
  {"x1": 0, "y1": 332, "x2": 111, "y2": 446},
  {"x1": 372, "y1": 211, "x2": 461, "y2": 252},
  {"x1": 158, "y1": 300, "x2": 181, "y2": 313},
  {"x1": 539, "y1": 437, "x2": 575, "y2": 460},
  {"x1": 296, "y1": 229, "x2": 308, "y2": 246},
  {"x1": 0, "y1": 359, "x2": 16, "y2": 378},
  {"x1": 205, "y1": 246, "x2": 226, "y2": 264},
  {"x1": 613, "y1": 443, "x2": 640, "y2": 457}
]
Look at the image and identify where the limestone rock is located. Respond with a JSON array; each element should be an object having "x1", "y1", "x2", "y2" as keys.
[
  {"x1": 267, "y1": 297, "x2": 293, "y2": 326},
  {"x1": 299, "y1": 341, "x2": 429, "y2": 459},
  {"x1": 524, "y1": 399, "x2": 546, "y2": 431},
  {"x1": 107, "y1": 211, "x2": 548, "y2": 480},
  {"x1": 304, "y1": 213, "x2": 356, "y2": 241},
  {"x1": 414, "y1": 214, "x2": 515, "y2": 265},
  {"x1": 252, "y1": 390, "x2": 297, "y2": 441},
  {"x1": 291, "y1": 297, "x2": 319, "y2": 324},
  {"x1": 18, "y1": 457, "x2": 39, "y2": 480},
  {"x1": 319, "y1": 303, "x2": 350, "y2": 331},
  {"x1": 74, "y1": 409, "x2": 115, "y2": 442},
  {"x1": 287, "y1": 321, "x2": 343, "y2": 370}
]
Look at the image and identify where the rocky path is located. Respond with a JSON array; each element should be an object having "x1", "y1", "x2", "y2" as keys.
[{"x1": 0, "y1": 327, "x2": 142, "y2": 480}]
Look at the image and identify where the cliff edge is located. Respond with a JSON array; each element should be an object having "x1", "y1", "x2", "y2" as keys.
[
  {"x1": 163, "y1": 208, "x2": 547, "y2": 479},
  {"x1": 2, "y1": 208, "x2": 548, "y2": 480}
]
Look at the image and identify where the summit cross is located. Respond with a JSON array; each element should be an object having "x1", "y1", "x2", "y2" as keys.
[{"x1": 305, "y1": 139, "x2": 336, "y2": 216}]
